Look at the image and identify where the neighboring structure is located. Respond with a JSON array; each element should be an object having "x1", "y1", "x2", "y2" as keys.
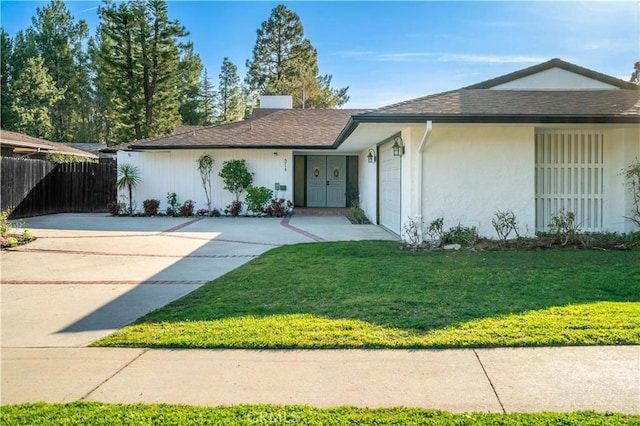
[
  {"x1": 0, "y1": 130, "x2": 98, "y2": 160},
  {"x1": 113, "y1": 59, "x2": 640, "y2": 237},
  {"x1": 58, "y1": 143, "x2": 114, "y2": 160}
]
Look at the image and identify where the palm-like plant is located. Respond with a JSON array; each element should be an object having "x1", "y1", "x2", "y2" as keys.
[{"x1": 116, "y1": 163, "x2": 141, "y2": 215}]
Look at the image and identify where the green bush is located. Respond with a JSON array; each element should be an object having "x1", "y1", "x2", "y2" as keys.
[
  {"x1": 22, "y1": 229, "x2": 34, "y2": 242},
  {"x1": 442, "y1": 224, "x2": 478, "y2": 246},
  {"x1": 245, "y1": 186, "x2": 273, "y2": 215}
]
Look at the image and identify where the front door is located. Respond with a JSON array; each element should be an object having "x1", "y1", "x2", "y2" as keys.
[{"x1": 306, "y1": 156, "x2": 346, "y2": 208}]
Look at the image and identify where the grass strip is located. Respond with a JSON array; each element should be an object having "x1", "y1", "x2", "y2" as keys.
[{"x1": 3, "y1": 403, "x2": 638, "y2": 425}]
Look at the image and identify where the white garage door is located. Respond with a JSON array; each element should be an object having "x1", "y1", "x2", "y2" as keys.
[{"x1": 379, "y1": 140, "x2": 401, "y2": 235}]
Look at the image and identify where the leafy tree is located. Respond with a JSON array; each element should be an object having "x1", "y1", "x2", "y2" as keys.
[
  {"x1": 95, "y1": 0, "x2": 186, "y2": 142},
  {"x1": 196, "y1": 153, "x2": 214, "y2": 212},
  {"x1": 245, "y1": 4, "x2": 348, "y2": 109},
  {"x1": 219, "y1": 159, "x2": 253, "y2": 202},
  {"x1": 9, "y1": 57, "x2": 63, "y2": 139},
  {"x1": 116, "y1": 163, "x2": 141, "y2": 215},
  {"x1": 631, "y1": 61, "x2": 640, "y2": 85},
  {"x1": 216, "y1": 57, "x2": 244, "y2": 124}
]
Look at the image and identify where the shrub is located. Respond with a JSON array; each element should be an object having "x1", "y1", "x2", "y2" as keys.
[
  {"x1": 227, "y1": 200, "x2": 243, "y2": 217},
  {"x1": 142, "y1": 199, "x2": 160, "y2": 216},
  {"x1": 442, "y1": 224, "x2": 478, "y2": 246},
  {"x1": 197, "y1": 208, "x2": 209, "y2": 217},
  {"x1": 549, "y1": 210, "x2": 579, "y2": 246},
  {"x1": 179, "y1": 200, "x2": 194, "y2": 217},
  {"x1": 3, "y1": 236, "x2": 18, "y2": 248},
  {"x1": 346, "y1": 198, "x2": 369, "y2": 224},
  {"x1": 245, "y1": 186, "x2": 273, "y2": 215},
  {"x1": 425, "y1": 217, "x2": 444, "y2": 247},
  {"x1": 107, "y1": 201, "x2": 121, "y2": 216},
  {"x1": 0, "y1": 207, "x2": 12, "y2": 236},
  {"x1": 491, "y1": 210, "x2": 520, "y2": 248},
  {"x1": 211, "y1": 208, "x2": 221, "y2": 217},
  {"x1": 622, "y1": 159, "x2": 640, "y2": 227},
  {"x1": 219, "y1": 159, "x2": 252, "y2": 202},
  {"x1": 22, "y1": 229, "x2": 34, "y2": 242},
  {"x1": 166, "y1": 192, "x2": 180, "y2": 217},
  {"x1": 265, "y1": 199, "x2": 292, "y2": 217},
  {"x1": 403, "y1": 217, "x2": 425, "y2": 250}
]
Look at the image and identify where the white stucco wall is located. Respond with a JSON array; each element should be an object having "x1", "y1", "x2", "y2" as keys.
[
  {"x1": 605, "y1": 127, "x2": 640, "y2": 233},
  {"x1": 417, "y1": 125, "x2": 536, "y2": 238},
  {"x1": 117, "y1": 149, "x2": 293, "y2": 214}
]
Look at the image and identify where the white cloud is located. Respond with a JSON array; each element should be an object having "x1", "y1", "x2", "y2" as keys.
[
  {"x1": 438, "y1": 54, "x2": 549, "y2": 64},
  {"x1": 377, "y1": 52, "x2": 437, "y2": 62}
]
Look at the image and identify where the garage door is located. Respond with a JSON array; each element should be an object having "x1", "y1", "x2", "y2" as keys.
[{"x1": 379, "y1": 141, "x2": 401, "y2": 235}]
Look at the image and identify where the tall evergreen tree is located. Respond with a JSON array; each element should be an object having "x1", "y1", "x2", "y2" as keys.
[
  {"x1": 245, "y1": 4, "x2": 348, "y2": 109},
  {"x1": 95, "y1": 0, "x2": 186, "y2": 142},
  {"x1": 631, "y1": 61, "x2": 640, "y2": 85},
  {"x1": 200, "y1": 69, "x2": 217, "y2": 125},
  {"x1": 1, "y1": 29, "x2": 16, "y2": 129},
  {"x1": 217, "y1": 57, "x2": 244, "y2": 123},
  {"x1": 10, "y1": 57, "x2": 63, "y2": 139},
  {"x1": 30, "y1": 0, "x2": 91, "y2": 142},
  {"x1": 178, "y1": 42, "x2": 206, "y2": 125}
]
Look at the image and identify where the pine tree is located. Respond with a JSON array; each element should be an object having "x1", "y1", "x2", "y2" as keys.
[
  {"x1": 217, "y1": 58, "x2": 244, "y2": 123},
  {"x1": 631, "y1": 61, "x2": 640, "y2": 85},
  {"x1": 10, "y1": 57, "x2": 63, "y2": 139},
  {"x1": 245, "y1": 4, "x2": 348, "y2": 109},
  {"x1": 200, "y1": 69, "x2": 217, "y2": 125},
  {"x1": 1, "y1": 29, "x2": 16, "y2": 129},
  {"x1": 178, "y1": 42, "x2": 206, "y2": 125},
  {"x1": 30, "y1": 0, "x2": 91, "y2": 142},
  {"x1": 95, "y1": 0, "x2": 185, "y2": 142}
]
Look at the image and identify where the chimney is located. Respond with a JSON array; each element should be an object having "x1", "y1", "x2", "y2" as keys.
[{"x1": 259, "y1": 95, "x2": 293, "y2": 109}]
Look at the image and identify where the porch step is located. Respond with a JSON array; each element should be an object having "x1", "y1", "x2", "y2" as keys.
[{"x1": 295, "y1": 207, "x2": 350, "y2": 216}]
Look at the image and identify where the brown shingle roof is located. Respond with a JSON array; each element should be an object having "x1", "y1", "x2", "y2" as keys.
[
  {"x1": 127, "y1": 109, "x2": 365, "y2": 150},
  {"x1": 370, "y1": 89, "x2": 640, "y2": 117},
  {"x1": 0, "y1": 130, "x2": 98, "y2": 158}
]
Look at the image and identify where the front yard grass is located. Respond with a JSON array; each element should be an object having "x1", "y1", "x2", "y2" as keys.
[
  {"x1": 96, "y1": 241, "x2": 640, "y2": 349},
  {"x1": 3, "y1": 403, "x2": 638, "y2": 425}
]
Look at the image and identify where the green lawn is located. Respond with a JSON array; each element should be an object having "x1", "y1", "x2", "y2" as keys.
[
  {"x1": 3, "y1": 403, "x2": 637, "y2": 425},
  {"x1": 96, "y1": 241, "x2": 640, "y2": 349}
]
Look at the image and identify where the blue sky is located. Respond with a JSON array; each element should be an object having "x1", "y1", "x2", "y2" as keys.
[{"x1": 1, "y1": 1, "x2": 638, "y2": 108}]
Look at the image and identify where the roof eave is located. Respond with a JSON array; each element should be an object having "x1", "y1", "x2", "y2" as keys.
[
  {"x1": 332, "y1": 113, "x2": 640, "y2": 147},
  {"x1": 127, "y1": 144, "x2": 335, "y2": 150}
]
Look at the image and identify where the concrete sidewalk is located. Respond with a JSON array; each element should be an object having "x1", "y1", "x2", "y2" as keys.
[{"x1": 2, "y1": 346, "x2": 638, "y2": 413}]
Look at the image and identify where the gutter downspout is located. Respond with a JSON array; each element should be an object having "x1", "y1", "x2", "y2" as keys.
[{"x1": 417, "y1": 121, "x2": 432, "y2": 241}]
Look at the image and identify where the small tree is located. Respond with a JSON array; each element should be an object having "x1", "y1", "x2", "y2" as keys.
[
  {"x1": 197, "y1": 153, "x2": 214, "y2": 212},
  {"x1": 219, "y1": 159, "x2": 252, "y2": 203},
  {"x1": 623, "y1": 159, "x2": 640, "y2": 227},
  {"x1": 116, "y1": 163, "x2": 141, "y2": 215}
]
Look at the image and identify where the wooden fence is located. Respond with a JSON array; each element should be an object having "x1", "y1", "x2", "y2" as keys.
[{"x1": 1, "y1": 157, "x2": 117, "y2": 219}]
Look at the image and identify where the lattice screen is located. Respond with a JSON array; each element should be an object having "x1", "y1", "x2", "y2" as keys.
[{"x1": 535, "y1": 129, "x2": 604, "y2": 232}]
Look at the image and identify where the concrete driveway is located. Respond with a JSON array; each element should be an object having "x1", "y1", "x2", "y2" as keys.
[{"x1": 1, "y1": 213, "x2": 396, "y2": 347}]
